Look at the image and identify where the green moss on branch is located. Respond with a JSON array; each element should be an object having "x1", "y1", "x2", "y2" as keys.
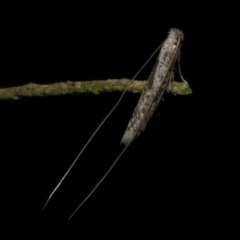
[{"x1": 0, "y1": 79, "x2": 192, "y2": 100}]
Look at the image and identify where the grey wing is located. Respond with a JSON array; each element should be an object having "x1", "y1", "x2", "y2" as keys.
[
  {"x1": 120, "y1": 85, "x2": 158, "y2": 145},
  {"x1": 120, "y1": 70, "x2": 173, "y2": 146}
]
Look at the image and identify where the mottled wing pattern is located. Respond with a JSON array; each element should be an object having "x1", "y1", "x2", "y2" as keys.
[{"x1": 121, "y1": 28, "x2": 184, "y2": 146}]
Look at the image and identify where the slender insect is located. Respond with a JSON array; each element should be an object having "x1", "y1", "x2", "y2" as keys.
[
  {"x1": 43, "y1": 28, "x2": 186, "y2": 219},
  {"x1": 121, "y1": 28, "x2": 184, "y2": 145}
]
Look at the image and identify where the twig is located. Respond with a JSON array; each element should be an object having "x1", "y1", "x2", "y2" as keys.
[{"x1": 0, "y1": 79, "x2": 192, "y2": 100}]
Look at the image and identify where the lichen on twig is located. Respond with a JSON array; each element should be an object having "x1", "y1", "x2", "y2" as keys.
[{"x1": 0, "y1": 79, "x2": 192, "y2": 100}]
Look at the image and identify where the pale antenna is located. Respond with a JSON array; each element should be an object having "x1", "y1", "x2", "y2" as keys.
[{"x1": 42, "y1": 43, "x2": 163, "y2": 210}]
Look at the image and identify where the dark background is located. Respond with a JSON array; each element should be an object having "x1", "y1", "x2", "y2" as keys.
[{"x1": 1, "y1": 1, "x2": 239, "y2": 238}]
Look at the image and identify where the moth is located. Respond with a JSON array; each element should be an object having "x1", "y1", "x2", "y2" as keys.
[
  {"x1": 43, "y1": 28, "x2": 186, "y2": 219},
  {"x1": 121, "y1": 28, "x2": 184, "y2": 145}
]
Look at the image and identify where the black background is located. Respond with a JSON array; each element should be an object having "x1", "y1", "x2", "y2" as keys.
[{"x1": 1, "y1": 1, "x2": 239, "y2": 239}]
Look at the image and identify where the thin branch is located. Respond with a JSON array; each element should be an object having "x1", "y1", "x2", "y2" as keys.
[{"x1": 0, "y1": 79, "x2": 192, "y2": 100}]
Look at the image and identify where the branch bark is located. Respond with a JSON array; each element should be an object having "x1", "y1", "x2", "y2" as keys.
[{"x1": 0, "y1": 79, "x2": 192, "y2": 100}]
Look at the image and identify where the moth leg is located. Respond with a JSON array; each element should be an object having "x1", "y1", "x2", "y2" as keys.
[{"x1": 177, "y1": 50, "x2": 188, "y2": 83}]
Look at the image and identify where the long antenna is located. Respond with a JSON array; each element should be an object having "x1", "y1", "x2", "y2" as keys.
[
  {"x1": 42, "y1": 43, "x2": 164, "y2": 210},
  {"x1": 68, "y1": 141, "x2": 132, "y2": 220}
]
